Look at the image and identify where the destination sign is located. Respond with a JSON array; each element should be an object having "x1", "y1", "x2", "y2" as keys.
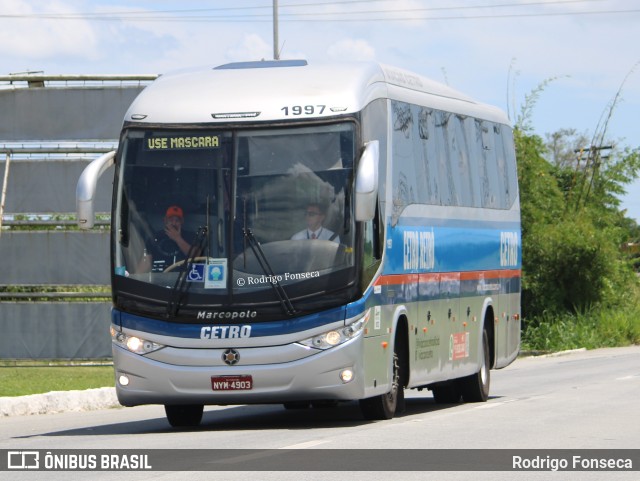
[{"x1": 145, "y1": 135, "x2": 220, "y2": 150}]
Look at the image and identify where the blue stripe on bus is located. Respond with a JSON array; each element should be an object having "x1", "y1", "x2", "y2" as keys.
[
  {"x1": 116, "y1": 305, "x2": 347, "y2": 339},
  {"x1": 384, "y1": 221, "x2": 521, "y2": 275}
]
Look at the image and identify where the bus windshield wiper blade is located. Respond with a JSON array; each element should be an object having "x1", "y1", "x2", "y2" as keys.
[
  {"x1": 243, "y1": 227, "x2": 297, "y2": 316},
  {"x1": 166, "y1": 226, "x2": 208, "y2": 318}
]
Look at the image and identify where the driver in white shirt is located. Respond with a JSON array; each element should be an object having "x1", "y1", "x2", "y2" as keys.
[{"x1": 291, "y1": 202, "x2": 340, "y2": 243}]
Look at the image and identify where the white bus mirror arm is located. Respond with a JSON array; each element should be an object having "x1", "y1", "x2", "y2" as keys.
[
  {"x1": 355, "y1": 140, "x2": 379, "y2": 222},
  {"x1": 76, "y1": 150, "x2": 116, "y2": 229}
]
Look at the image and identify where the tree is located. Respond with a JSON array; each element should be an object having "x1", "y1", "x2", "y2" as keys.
[{"x1": 516, "y1": 128, "x2": 639, "y2": 317}]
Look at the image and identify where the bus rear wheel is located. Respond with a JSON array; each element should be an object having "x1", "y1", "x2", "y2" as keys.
[
  {"x1": 164, "y1": 404, "x2": 204, "y2": 427},
  {"x1": 431, "y1": 383, "x2": 462, "y2": 404},
  {"x1": 458, "y1": 328, "x2": 490, "y2": 402}
]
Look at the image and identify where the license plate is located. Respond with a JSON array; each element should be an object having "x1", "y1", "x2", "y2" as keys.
[{"x1": 211, "y1": 375, "x2": 253, "y2": 391}]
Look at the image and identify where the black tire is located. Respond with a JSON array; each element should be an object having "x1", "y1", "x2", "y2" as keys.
[
  {"x1": 359, "y1": 351, "x2": 404, "y2": 420},
  {"x1": 431, "y1": 383, "x2": 462, "y2": 404},
  {"x1": 458, "y1": 329, "x2": 491, "y2": 402},
  {"x1": 164, "y1": 404, "x2": 204, "y2": 427}
]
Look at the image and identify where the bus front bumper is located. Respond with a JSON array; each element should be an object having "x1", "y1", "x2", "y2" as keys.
[{"x1": 112, "y1": 337, "x2": 366, "y2": 407}]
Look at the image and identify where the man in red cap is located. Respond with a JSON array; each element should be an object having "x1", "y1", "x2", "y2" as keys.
[{"x1": 140, "y1": 205, "x2": 198, "y2": 272}]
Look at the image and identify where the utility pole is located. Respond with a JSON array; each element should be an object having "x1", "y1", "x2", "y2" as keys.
[
  {"x1": 573, "y1": 145, "x2": 614, "y2": 210},
  {"x1": 273, "y1": 0, "x2": 280, "y2": 60}
]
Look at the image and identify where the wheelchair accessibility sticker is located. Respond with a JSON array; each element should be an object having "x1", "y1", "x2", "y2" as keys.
[
  {"x1": 186, "y1": 264, "x2": 205, "y2": 282},
  {"x1": 205, "y1": 258, "x2": 227, "y2": 289}
]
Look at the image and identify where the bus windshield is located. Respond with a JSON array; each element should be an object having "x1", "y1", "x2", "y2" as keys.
[{"x1": 113, "y1": 122, "x2": 357, "y2": 318}]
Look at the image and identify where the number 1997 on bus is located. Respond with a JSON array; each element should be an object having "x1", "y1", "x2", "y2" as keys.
[{"x1": 281, "y1": 105, "x2": 326, "y2": 116}]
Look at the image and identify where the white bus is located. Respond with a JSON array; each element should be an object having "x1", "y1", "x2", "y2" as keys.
[{"x1": 77, "y1": 60, "x2": 521, "y2": 427}]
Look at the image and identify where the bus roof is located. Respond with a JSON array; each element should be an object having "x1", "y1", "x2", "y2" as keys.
[{"x1": 124, "y1": 60, "x2": 509, "y2": 126}]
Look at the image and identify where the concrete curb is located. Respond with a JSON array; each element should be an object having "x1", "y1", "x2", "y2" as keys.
[{"x1": 0, "y1": 387, "x2": 119, "y2": 417}]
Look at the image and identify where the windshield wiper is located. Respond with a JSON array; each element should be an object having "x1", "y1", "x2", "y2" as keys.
[
  {"x1": 243, "y1": 227, "x2": 297, "y2": 316},
  {"x1": 166, "y1": 226, "x2": 208, "y2": 318}
]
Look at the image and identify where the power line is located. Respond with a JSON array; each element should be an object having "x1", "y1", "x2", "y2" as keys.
[
  {"x1": 284, "y1": 0, "x2": 615, "y2": 17},
  {"x1": 280, "y1": 8, "x2": 640, "y2": 23},
  {"x1": 0, "y1": 0, "x2": 635, "y2": 23},
  {"x1": 8, "y1": 9, "x2": 634, "y2": 23},
  {"x1": 151, "y1": 0, "x2": 612, "y2": 15},
  {"x1": 0, "y1": 0, "x2": 617, "y2": 17}
]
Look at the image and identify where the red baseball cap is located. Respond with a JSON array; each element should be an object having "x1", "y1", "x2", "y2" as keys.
[{"x1": 165, "y1": 205, "x2": 183, "y2": 219}]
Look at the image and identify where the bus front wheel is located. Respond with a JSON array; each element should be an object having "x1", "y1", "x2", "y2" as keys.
[
  {"x1": 359, "y1": 350, "x2": 404, "y2": 420},
  {"x1": 164, "y1": 404, "x2": 204, "y2": 427}
]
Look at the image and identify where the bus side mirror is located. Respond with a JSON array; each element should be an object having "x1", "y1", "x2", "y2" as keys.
[
  {"x1": 355, "y1": 140, "x2": 379, "y2": 222},
  {"x1": 76, "y1": 151, "x2": 116, "y2": 229}
]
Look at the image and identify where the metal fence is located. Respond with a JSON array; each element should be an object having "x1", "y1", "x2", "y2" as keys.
[
  {"x1": 0, "y1": 75, "x2": 155, "y2": 360},
  {"x1": 0, "y1": 303, "x2": 112, "y2": 359}
]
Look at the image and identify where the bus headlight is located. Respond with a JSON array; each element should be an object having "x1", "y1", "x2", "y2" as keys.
[
  {"x1": 111, "y1": 325, "x2": 164, "y2": 355},
  {"x1": 298, "y1": 315, "x2": 367, "y2": 350}
]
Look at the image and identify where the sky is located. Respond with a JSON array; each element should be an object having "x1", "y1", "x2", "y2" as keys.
[{"x1": 1, "y1": 0, "x2": 639, "y2": 221}]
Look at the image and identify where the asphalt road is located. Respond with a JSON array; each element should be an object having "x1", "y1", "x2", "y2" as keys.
[{"x1": 1, "y1": 346, "x2": 639, "y2": 481}]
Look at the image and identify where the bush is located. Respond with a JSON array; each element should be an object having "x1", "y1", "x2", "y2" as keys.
[{"x1": 522, "y1": 218, "x2": 632, "y2": 316}]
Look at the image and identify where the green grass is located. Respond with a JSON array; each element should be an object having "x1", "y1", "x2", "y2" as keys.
[
  {"x1": 521, "y1": 304, "x2": 640, "y2": 353},
  {"x1": 0, "y1": 365, "x2": 115, "y2": 397}
]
